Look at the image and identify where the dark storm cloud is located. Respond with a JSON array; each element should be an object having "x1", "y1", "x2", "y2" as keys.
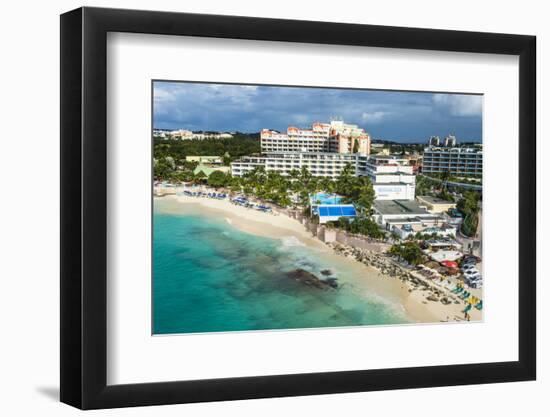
[{"x1": 153, "y1": 81, "x2": 482, "y2": 143}]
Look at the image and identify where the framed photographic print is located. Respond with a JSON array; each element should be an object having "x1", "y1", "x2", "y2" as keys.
[{"x1": 60, "y1": 7, "x2": 536, "y2": 409}]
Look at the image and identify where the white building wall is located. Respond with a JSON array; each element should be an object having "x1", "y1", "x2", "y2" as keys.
[{"x1": 373, "y1": 184, "x2": 415, "y2": 200}]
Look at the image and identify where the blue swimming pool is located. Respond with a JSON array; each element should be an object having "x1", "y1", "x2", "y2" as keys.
[{"x1": 311, "y1": 192, "x2": 343, "y2": 205}]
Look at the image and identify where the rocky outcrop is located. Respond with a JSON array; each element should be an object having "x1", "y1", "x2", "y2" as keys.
[
  {"x1": 326, "y1": 242, "x2": 464, "y2": 307},
  {"x1": 286, "y1": 268, "x2": 338, "y2": 289}
]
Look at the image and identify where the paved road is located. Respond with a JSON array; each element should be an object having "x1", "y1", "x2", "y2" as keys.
[{"x1": 418, "y1": 173, "x2": 482, "y2": 191}]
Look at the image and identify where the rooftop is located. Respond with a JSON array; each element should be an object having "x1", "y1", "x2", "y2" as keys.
[
  {"x1": 317, "y1": 204, "x2": 357, "y2": 218},
  {"x1": 424, "y1": 146, "x2": 482, "y2": 153},
  {"x1": 367, "y1": 155, "x2": 410, "y2": 165},
  {"x1": 193, "y1": 165, "x2": 230, "y2": 176},
  {"x1": 417, "y1": 195, "x2": 456, "y2": 205},
  {"x1": 373, "y1": 200, "x2": 431, "y2": 216}
]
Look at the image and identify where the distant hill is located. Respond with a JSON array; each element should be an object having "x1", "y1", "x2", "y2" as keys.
[{"x1": 153, "y1": 133, "x2": 261, "y2": 162}]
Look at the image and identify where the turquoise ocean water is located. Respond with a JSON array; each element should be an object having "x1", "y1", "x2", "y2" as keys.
[{"x1": 153, "y1": 199, "x2": 410, "y2": 334}]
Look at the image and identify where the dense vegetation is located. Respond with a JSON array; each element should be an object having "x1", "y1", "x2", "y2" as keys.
[
  {"x1": 199, "y1": 164, "x2": 376, "y2": 214},
  {"x1": 153, "y1": 157, "x2": 198, "y2": 182},
  {"x1": 425, "y1": 171, "x2": 482, "y2": 182},
  {"x1": 327, "y1": 216, "x2": 385, "y2": 239},
  {"x1": 153, "y1": 133, "x2": 260, "y2": 163},
  {"x1": 457, "y1": 191, "x2": 481, "y2": 237},
  {"x1": 334, "y1": 164, "x2": 376, "y2": 213},
  {"x1": 178, "y1": 163, "x2": 383, "y2": 239},
  {"x1": 415, "y1": 174, "x2": 440, "y2": 196},
  {"x1": 153, "y1": 134, "x2": 260, "y2": 182},
  {"x1": 387, "y1": 143, "x2": 425, "y2": 154},
  {"x1": 414, "y1": 174, "x2": 455, "y2": 202},
  {"x1": 388, "y1": 241, "x2": 425, "y2": 265}
]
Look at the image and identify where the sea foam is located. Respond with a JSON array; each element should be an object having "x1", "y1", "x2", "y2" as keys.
[{"x1": 280, "y1": 236, "x2": 306, "y2": 248}]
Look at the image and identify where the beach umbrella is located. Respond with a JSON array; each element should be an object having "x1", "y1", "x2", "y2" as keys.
[{"x1": 440, "y1": 260, "x2": 458, "y2": 269}]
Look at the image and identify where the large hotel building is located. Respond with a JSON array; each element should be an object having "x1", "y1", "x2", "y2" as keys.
[
  {"x1": 422, "y1": 145, "x2": 483, "y2": 176},
  {"x1": 232, "y1": 153, "x2": 415, "y2": 200},
  {"x1": 260, "y1": 120, "x2": 371, "y2": 155},
  {"x1": 231, "y1": 120, "x2": 416, "y2": 200}
]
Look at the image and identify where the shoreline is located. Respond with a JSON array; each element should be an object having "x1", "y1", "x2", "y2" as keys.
[{"x1": 155, "y1": 193, "x2": 481, "y2": 324}]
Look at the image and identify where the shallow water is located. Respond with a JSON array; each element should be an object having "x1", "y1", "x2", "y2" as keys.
[{"x1": 153, "y1": 198, "x2": 410, "y2": 334}]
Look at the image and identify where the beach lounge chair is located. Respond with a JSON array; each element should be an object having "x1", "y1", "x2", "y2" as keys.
[{"x1": 460, "y1": 291, "x2": 470, "y2": 300}]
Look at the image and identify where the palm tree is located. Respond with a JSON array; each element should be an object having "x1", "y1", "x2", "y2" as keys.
[
  {"x1": 194, "y1": 171, "x2": 207, "y2": 184},
  {"x1": 441, "y1": 170, "x2": 451, "y2": 192},
  {"x1": 319, "y1": 177, "x2": 335, "y2": 194},
  {"x1": 390, "y1": 232, "x2": 400, "y2": 243},
  {"x1": 354, "y1": 176, "x2": 375, "y2": 214},
  {"x1": 336, "y1": 163, "x2": 355, "y2": 196}
]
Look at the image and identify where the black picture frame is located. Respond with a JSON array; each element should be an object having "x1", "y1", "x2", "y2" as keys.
[{"x1": 60, "y1": 6, "x2": 536, "y2": 410}]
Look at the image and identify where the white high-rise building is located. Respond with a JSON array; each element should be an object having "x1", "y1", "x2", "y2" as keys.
[
  {"x1": 231, "y1": 153, "x2": 416, "y2": 200},
  {"x1": 359, "y1": 155, "x2": 416, "y2": 200},
  {"x1": 423, "y1": 146, "x2": 482, "y2": 176},
  {"x1": 444, "y1": 134, "x2": 457, "y2": 147},
  {"x1": 428, "y1": 136, "x2": 440, "y2": 146}
]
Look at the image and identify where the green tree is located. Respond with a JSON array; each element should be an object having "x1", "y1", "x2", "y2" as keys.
[
  {"x1": 332, "y1": 216, "x2": 384, "y2": 239},
  {"x1": 153, "y1": 159, "x2": 172, "y2": 180},
  {"x1": 335, "y1": 163, "x2": 356, "y2": 196},
  {"x1": 194, "y1": 171, "x2": 207, "y2": 184},
  {"x1": 222, "y1": 152, "x2": 231, "y2": 166},
  {"x1": 335, "y1": 165, "x2": 375, "y2": 214},
  {"x1": 353, "y1": 176, "x2": 376, "y2": 214},
  {"x1": 318, "y1": 177, "x2": 335, "y2": 194},
  {"x1": 207, "y1": 170, "x2": 229, "y2": 188},
  {"x1": 457, "y1": 191, "x2": 480, "y2": 237},
  {"x1": 388, "y1": 242, "x2": 425, "y2": 265}
]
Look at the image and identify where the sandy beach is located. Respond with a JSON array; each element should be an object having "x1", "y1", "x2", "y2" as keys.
[{"x1": 156, "y1": 193, "x2": 482, "y2": 325}]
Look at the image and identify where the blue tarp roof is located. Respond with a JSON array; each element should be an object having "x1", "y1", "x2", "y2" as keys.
[{"x1": 318, "y1": 205, "x2": 357, "y2": 218}]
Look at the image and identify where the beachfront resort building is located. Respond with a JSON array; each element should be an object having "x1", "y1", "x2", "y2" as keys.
[
  {"x1": 231, "y1": 153, "x2": 417, "y2": 201},
  {"x1": 423, "y1": 145, "x2": 483, "y2": 176},
  {"x1": 231, "y1": 152, "x2": 360, "y2": 179},
  {"x1": 260, "y1": 120, "x2": 371, "y2": 155},
  {"x1": 360, "y1": 155, "x2": 416, "y2": 201}
]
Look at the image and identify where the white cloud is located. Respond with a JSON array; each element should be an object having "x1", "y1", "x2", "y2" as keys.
[
  {"x1": 432, "y1": 94, "x2": 482, "y2": 117},
  {"x1": 153, "y1": 87, "x2": 175, "y2": 102},
  {"x1": 361, "y1": 111, "x2": 390, "y2": 123}
]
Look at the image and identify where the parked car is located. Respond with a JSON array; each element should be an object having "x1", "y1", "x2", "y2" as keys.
[
  {"x1": 466, "y1": 272, "x2": 481, "y2": 281},
  {"x1": 468, "y1": 279, "x2": 483, "y2": 289},
  {"x1": 462, "y1": 264, "x2": 476, "y2": 271},
  {"x1": 464, "y1": 269, "x2": 480, "y2": 276},
  {"x1": 463, "y1": 255, "x2": 481, "y2": 263}
]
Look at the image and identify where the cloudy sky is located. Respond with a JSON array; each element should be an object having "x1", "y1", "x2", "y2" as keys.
[{"x1": 153, "y1": 81, "x2": 482, "y2": 143}]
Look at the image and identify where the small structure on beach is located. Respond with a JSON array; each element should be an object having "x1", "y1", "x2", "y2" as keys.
[
  {"x1": 417, "y1": 195, "x2": 457, "y2": 213},
  {"x1": 316, "y1": 204, "x2": 357, "y2": 224},
  {"x1": 373, "y1": 199, "x2": 444, "y2": 231},
  {"x1": 309, "y1": 192, "x2": 357, "y2": 224},
  {"x1": 429, "y1": 250, "x2": 463, "y2": 263}
]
